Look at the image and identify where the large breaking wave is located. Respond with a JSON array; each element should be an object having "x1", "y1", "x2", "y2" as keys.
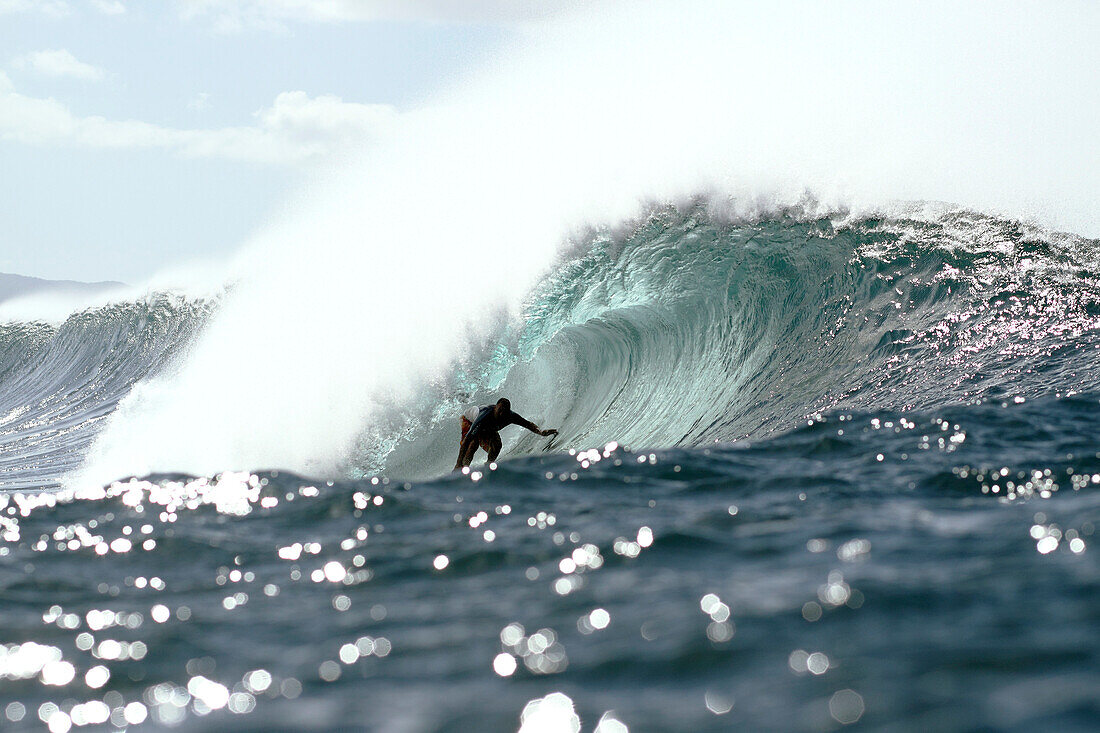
[
  {"x1": 4, "y1": 0, "x2": 1089, "y2": 489},
  {"x1": 4, "y1": 203, "x2": 1099, "y2": 489}
]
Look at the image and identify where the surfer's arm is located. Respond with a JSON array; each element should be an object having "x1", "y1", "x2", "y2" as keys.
[{"x1": 510, "y1": 413, "x2": 558, "y2": 437}]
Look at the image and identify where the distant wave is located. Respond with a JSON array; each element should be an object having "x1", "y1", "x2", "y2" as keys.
[{"x1": 0, "y1": 295, "x2": 212, "y2": 489}]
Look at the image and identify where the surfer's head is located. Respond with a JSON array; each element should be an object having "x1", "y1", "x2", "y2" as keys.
[{"x1": 496, "y1": 398, "x2": 511, "y2": 414}]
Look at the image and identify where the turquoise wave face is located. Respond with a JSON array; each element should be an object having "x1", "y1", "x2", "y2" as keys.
[{"x1": 377, "y1": 205, "x2": 1100, "y2": 478}]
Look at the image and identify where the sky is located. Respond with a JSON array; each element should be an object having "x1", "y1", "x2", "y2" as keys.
[{"x1": 0, "y1": 0, "x2": 535, "y2": 283}]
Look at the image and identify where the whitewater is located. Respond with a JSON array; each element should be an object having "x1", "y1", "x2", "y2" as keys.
[{"x1": 2, "y1": 1, "x2": 1099, "y2": 731}]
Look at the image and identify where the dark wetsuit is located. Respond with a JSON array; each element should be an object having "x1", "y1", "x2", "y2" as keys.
[{"x1": 455, "y1": 403, "x2": 550, "y2": 470}]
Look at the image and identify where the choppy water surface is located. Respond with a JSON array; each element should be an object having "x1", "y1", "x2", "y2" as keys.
[
  {"x1": 3, "y1": 397, "x2": 1099, "y2": 731},
  {"x1": 1, "y1": 208, "x2": 1099, "y2": 731}
]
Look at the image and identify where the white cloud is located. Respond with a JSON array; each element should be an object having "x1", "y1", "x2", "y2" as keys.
[
  {"x1": 89, "y1": 0, "x2": 125, "y2": 14},
  {"x1": 0, "y1": 76, "x2": 397, "y2": 164},
  {"x1": 12, "y1": 49, "x2": 105, "y2": 81},
  {"x1": 0, "y1": 0, "x2": 70, "y2": 16},
  {"x1": 177, "y1": 0, "x2": 579, "y2": 32}
]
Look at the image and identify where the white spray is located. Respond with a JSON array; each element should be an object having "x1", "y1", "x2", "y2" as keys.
[{"x1": 75, "y1": 0, "x2": 1100, "y2": 484}]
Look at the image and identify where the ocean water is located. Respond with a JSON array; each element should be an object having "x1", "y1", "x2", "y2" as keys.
[{"x1": 1, "y1": 208, "x2": 1099, "y2": 732}]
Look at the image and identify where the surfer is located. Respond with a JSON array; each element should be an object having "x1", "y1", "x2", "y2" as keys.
[{"x1": 455, "y1": 398, "x2": 558, "y2": 470}]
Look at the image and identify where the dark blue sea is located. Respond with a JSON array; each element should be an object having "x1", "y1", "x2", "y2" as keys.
[{"x1": 1, "y1": 208, "x2": 1098, "y2": 731}]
